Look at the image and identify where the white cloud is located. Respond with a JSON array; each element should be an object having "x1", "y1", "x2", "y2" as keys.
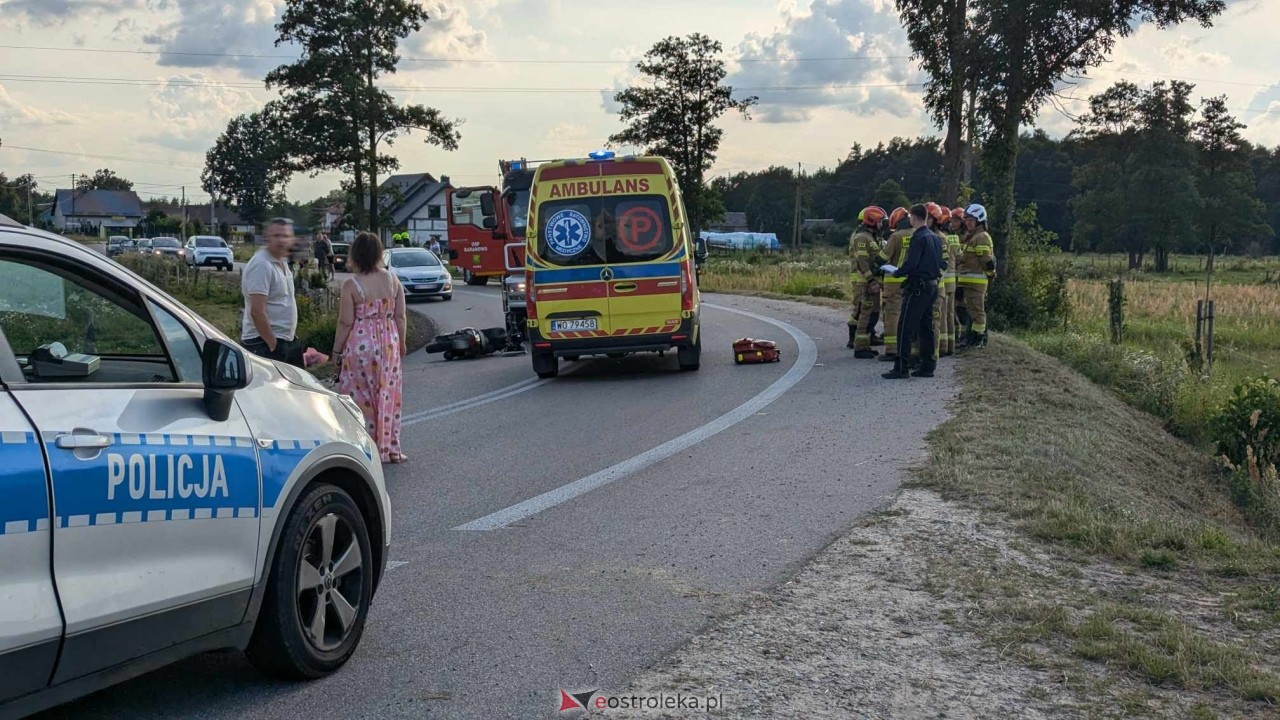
[
  {"x1": 144, "y1": 0, "x2": 288, "y2": 76},
  {"x1": 144, "y1": 75, "x2": 258, "y2": 153},
  {"x1": 0, "y1": 83, "x2": 77, "y2": 126},
  {"x1": 727, "y1": 0, "x2": 921, "y2": 123},
  {"x1": 0, "y1": 0, "x2": 143, "y2": 27},
  {"x1": 406, "y1": 0, "x2": 496, "y2": 64}
]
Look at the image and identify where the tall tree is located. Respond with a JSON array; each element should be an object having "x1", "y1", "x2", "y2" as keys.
[
  {"x1": 202, "y1": 105, "x2": 293, "y2": 224},
  {"x1": 896, "y1": 0, "x2": 970, "y2": 205},
  {"x1": 1072, "y1": 80, "x2": 1201, "y2": 269},
  {"x1": 1193, "y1": 96, "x2": 1272, "y2": 256},
  {"x1": 267, "y1": 0, "x2": 460, "y2": 234},
  {"x1": 75, "y1": 169, "x2": 133, "y2": 192},
  {"x1": 961, "y1": 0, "x2": 1224, "y2": 272},
  {"x1": 871, "y1": 179, "x2": 911, "y2": 212},
  {"x1": 610, "y1": 34, "x2": 757, "y2": 233}
]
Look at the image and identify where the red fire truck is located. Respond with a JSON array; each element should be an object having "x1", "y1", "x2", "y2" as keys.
[{"x1": 445, "y1": 159, "x2": 535, "y2": 285}]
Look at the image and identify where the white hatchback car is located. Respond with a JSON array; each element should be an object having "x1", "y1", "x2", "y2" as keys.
[{"x1": 0, "y1": 214, "x2": 391, "y2": 717}]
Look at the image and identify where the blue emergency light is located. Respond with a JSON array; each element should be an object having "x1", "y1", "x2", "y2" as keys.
[
  {"x1": 588, "y1": 149, "x2": 615, "y2": 161},
  {"x1": 510, "y1": 161, "x2": 523, "y2": 170}
]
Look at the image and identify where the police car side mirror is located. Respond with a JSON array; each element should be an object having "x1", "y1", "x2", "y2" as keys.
[{"x1": 202, "y1": 339, "x2": 249, "y2": 421}]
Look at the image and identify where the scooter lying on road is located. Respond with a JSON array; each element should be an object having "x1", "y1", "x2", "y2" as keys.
[{"x1": 424, "y1": 327, "x2": 511, "y2": 360}]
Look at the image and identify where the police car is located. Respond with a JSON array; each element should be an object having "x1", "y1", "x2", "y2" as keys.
[{"x1": 0, "y1": 214, "x2": 391, "y2": 717}]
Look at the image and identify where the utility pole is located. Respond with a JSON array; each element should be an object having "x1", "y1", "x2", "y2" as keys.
[
  {"x1": 181, "y1": 186, "x2": 187, "y2": 241},
  {"x1": 26, "y1": 180, "x2": 32, "y2": 225},
  {"x1": 792, "y1": 163, "x2": 803, "y2": 250}
]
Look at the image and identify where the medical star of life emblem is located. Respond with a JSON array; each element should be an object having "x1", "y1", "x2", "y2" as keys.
[{"x1": 546, "y1": 209, "x2": 591, "y2": 256}]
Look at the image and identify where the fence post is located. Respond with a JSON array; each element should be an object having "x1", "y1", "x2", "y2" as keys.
[
  {"x1": 1206, "y1": 300, "x2": 1215, "y2": 374},
  {"x1": 1108, "y1": 277, "x2": 1125, "y2": 345}
]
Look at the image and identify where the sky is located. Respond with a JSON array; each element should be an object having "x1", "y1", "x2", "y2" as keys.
[{"x1": 1, "y1": 0, "x2": 1278, "y2": 207}]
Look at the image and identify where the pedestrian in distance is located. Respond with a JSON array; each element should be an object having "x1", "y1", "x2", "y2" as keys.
[
  {"x1": 848, "y1": 206, "x2": 886, "y2": 358},
  {"x1": 429, "y1": 236, "x2": 442, "y2": 258},
  {"x1": 875, "y1": 207, "x2": 913, "y2": 364},
  {"x1": 313, "y1": 231, "x2": 334, "y2": 279},
  {"x1": 957, "y1": 203, "x2": 996, "y2": 349},
  {"x1": 333, "y1": 232, "x2": 409, "y2": 464},
  {"x1": 241, "y1": 217, "x2": 303, "y2": 366},
  {"x1": 882, "y1": 205, "x2": 945, "y2": 380}
]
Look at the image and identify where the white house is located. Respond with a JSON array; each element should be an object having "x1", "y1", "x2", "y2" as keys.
[
  {"x1": 376, "y1": 173, "x2": 452, "y2": 246},
  {"x1": 50, "y1": 189, "x2": 144, "y2": 234}
]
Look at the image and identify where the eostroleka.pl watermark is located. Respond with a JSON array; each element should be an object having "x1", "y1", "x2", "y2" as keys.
[{"x1": 559, "y1": 689, "x2": 724, "y2": 714}]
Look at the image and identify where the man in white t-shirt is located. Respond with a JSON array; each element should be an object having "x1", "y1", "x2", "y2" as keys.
[{"x1": 240, "y1": 218, "x2": 301, "y2": 365}]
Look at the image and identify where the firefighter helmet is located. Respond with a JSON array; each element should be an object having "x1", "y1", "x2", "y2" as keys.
[
  {"x1": 924, "y1": 202, "x2": 948, "y2": 226},
  {"x1": 966, "y1": 203, "x2": 988, "y2": 223},
  {"x1": 889, "y1": 207, "x2": 910, "y2": 229},
  {"x1": 950, "y1": 207, "x2": 966, "y2": 220},
  {"x1": 857, "y1": 206, "x2": 887, "y2": 228}
]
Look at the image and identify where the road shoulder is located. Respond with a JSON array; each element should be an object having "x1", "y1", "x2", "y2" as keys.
[{"x1": 595, "y1": 335, "x2": 1280, "y2": 719}]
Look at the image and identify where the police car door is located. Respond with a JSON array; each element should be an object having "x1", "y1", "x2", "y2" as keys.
[
  {"x1": 0, "y1": 386, "x2": 60, "y2": 703},
  {"x1": 0, "y1": 249, "x2": 261, "y2": 683}
]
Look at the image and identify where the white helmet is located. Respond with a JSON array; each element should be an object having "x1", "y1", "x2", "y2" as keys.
[{"x1": 965, "y1": 203, "x2": 987, "y2": 223}]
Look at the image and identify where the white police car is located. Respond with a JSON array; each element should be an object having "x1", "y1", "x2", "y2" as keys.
[{"x1": 0, "y1": 214, "x2": 391, "y2": 717}]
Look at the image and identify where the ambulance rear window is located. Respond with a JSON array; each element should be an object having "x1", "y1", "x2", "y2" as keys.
[{"x1": 537, "y1": 196, "x2": 674, "y2": 266}]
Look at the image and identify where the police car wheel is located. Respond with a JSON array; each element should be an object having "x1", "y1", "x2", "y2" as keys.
[{"x1": 247, "y1": 483, "x2": 373, "y2": 679}]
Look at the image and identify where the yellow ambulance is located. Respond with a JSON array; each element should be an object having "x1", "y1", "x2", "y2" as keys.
[{"x1": 524, "y1": 152, "x2": 701, "y2": 378}]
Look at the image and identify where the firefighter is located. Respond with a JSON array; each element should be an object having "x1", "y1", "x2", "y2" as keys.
[
  {"x1": 941, "y1": 208, "x2": 964, "y2": 356},
  {"x1": 875, "y1": 207, "x2": 912, "y2": 363},
  {"x1": 924, "y1": 202, "x2": 950, "y2": 363},
  {"x1": 957, "y1": 203, "x2": 996, "y2": 348},
  {"x1": 848, "y1": 206, "x2": 887, "y2": 357}
]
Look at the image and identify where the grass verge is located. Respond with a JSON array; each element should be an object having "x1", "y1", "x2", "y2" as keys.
[{"x1": 912, "y1": 335, "x2": 1280, "y2": 714}]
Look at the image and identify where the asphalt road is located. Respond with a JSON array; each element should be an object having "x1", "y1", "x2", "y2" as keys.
[{"x1": 39, "y1": 285, "x2": 955, "y2": 719}]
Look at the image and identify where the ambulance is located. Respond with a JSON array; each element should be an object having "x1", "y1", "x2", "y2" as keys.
[{"x1": 524, "y1": 152, "x2": 701, "y2": 378}]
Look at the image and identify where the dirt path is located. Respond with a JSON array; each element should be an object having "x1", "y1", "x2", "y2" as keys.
[{"x1": 588, "y1": 488, "x2": 1083, "y2": 719}]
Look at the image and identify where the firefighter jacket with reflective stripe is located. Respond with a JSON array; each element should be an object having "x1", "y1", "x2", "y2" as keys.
[
  {"x1": 878, "y1": 228, "x2": 913, "y2": 285},
  {"x1": 944, "y1": 234, "x2": 960, "y2": 285},
  {"x1": 849, "y1": 229, "x2": 880, "y2": 282},
  {"x1": 957, "y1": 230, "x2": 995, "y2": 285}
]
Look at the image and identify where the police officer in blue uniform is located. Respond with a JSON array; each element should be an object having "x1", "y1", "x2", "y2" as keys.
[{"x1": 882, "y1": 203, "x2": 945, "y2": 380}]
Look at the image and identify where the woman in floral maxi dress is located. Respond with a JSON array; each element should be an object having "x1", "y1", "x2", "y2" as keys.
[{"x1": 334, "y1": 232, "x2": 408, "y2": 463}]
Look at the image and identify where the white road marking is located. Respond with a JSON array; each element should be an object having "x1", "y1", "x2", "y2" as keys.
[
  {"x1": 402, "y1": 377, "x2": 551, "y2": 427},
  {"x1": 455, "y1": 302, "x2": 818, "y2": 531},
  {"x1": 386, "y1": 560, "x2": 409, "y2": 571}
]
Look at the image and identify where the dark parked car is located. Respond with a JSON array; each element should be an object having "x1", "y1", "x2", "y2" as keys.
[
  {"x1": 106, "y1": 236, "x2": 133, "y2": 257},
  {"x1": 150, "y1": 236, "x2": 182, "y2": 258}
]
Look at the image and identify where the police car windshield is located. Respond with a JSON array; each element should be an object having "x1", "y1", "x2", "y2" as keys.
[
  {"x1": 389, "y1": 250, "x2": 440, "y2": 268},
  {"x1": 537, "y1": 195, "x2": 674, "y2": 267}
]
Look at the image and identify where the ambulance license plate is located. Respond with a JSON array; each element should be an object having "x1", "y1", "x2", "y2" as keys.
[{"x1": 551, "y1": 318, "x2": 598, "y2": 332}]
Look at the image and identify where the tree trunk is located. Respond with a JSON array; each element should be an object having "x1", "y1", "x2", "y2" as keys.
[
  {"x1": 352, "y1": 147, "x2": 365, "y2": 231},
  {"x1": 940, "y1": 0, "x2": 967, "y2": 206},
  {"x1": 1154, "y1": 246, "x2": 1169, "y2": 273},
  {"x1": 366, "y1": 46, "x2": 380, "y2": 237},
  {"x1": 1127, "y1": 248, "x2": 1138, "y2": 270},
  {"x1": 983, "y1": 112, "x2": 1021, "y2": 278}
]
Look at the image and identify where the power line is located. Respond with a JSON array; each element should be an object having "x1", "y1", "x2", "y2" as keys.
[
  {"x1": 0, "y1": 73, "x2": 926, "y2": 94},
  {"x1": 0, "y1": 42, "x2": 910, "y2": 65},
  {"x1": 0, "y1": 144, "x2": 204, "y2": 169}
]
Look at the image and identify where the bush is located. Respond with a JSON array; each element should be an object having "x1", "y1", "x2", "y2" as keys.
[
  {"x1": 1213, "y1": 377, "x2": 1280, "y2": 471},
  {"x1": 987, "y1": 204, "x2": 1071, "y2": 332}
]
